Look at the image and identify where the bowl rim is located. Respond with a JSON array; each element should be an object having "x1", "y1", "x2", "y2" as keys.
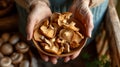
[
  {"x1": 32, "y1": 13, "x2": 88, "y2": 57},
  {"x1": 32, "y1": 34, "x2": 88, "y2": 57}
]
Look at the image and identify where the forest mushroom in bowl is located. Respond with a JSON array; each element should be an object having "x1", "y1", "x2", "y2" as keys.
[{"x1": 32, "y1": 12, "x2": 87, "y2": 57}]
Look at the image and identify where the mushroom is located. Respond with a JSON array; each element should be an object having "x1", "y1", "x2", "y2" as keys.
[
  {"x1": 63, "y1": 21, "x2": 79, "y2": 31},
  {"x1": 70, "y1": 32, "x2": 84, "y2": 49},
  {"x1": 1, "y1": 64, "x2": 14, "y2": 67},
  {"x1": 19, "y1": 60, "x2": 30, "y2": 67},
  {"x1": 50, "y1": 12, "x2": 60, "y2": 23},
  {"x1": 9, "y1": 34, "x2": 20, "y2": 45},
  {"x1": 0, "y1": 43, "x2": 13, "y2": 55},
  {"x1": 72, "y1": 32, "x2": 84, "y2": 43},
  {"x1": 1, "y1": 33, "x2": 10, "y2": 42},
  {"x1": 0, "y1": 57, "x2": 12, "y2": 67},
  {"x1": 70, "y1": 41, "x2": 80, "y2": 49},
  {"x1": 58, "y1": 12, "x2": 72, "y2": 26},
  {"x1": 0, "y1": 52, "x2": 4, "y2": 59},
  {"x1": 15, "y1": 42, "x2": 29, "y2": 53},
  {"x1": 33, "y1": 29, "x2": 43, "y2": 42},
  {"x1": 11, "y1": 53, "x2": 23, "y2": 64},
  {"x1": 59, "y1": 29, "x2": 74, "y2": 42},
  {"x1": 0, "y1": 38, "x2": 3, "y2": 47},
  {"x1": 63, "y1": 43, "x2": 70, "y2": 53},
  {"x1": 41, "y1": 43, "x2": 61, "y2": 55},
  {"x1": 62, "y1": 12, "x2": 72, "y2": 19},
  {"x1": 40, "y1": 20, "x2": 57, "y2": 38}
]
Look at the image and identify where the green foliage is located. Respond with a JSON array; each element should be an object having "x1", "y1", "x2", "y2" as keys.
[{"x1": 81, "y1": 53, "x2": 111, "y2": 67}]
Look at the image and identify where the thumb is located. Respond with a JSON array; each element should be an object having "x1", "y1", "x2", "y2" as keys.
[{"x1": 26, "y1": 17, "x2": 37, "y2": 40}]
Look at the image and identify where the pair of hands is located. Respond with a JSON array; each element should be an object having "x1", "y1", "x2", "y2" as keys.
[{"x1": 26, "y1": 0, "x2": 94, "y2": 64}]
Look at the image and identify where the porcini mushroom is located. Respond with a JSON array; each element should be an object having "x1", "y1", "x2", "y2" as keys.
[
  {"x1": 11, "y1": 53, "x2": 23, "y2": 64},
  {"x1": 9, "y1": 34, "x2": 20, "y2": 45},
  {"x1": 0, "y1": 57, "x2": 12, "y2": 67},
  {"x1": 15, "y1": 42, "x2": 29, "y2": 53},
  {"x1": 0, "y1": 43, "x2": 13, "y2": 55}
]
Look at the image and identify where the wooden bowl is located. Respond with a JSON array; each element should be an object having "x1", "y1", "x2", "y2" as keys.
[{"x1": 32, "y1": 17, "x2": 88, "y2": 57}]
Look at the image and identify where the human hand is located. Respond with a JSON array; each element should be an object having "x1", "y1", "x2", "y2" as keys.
[
  {"x1": 69, "y1": 0, "x2": 94, "y2": 37},
  {"x1": 59, "y1": 0, "x2": 94, "y2": 63},
  {"x1": 26, "y1": 1, "x2": 52, "y2": 40},
  {"x1": 26, "y1": 1, "x2": 59, "y2": 64}
]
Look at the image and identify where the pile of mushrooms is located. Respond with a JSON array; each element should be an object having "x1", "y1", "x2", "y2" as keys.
[
  {"x1": 33, "y1": 12, "x2": 84, "y2": 55},
  {"x1": 0, "y1": 33, "x2": 32, "y2": 67}
]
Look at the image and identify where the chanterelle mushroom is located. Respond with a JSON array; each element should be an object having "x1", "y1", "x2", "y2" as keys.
[
  {"x1": 63, "y1": 21, "x2": 79, "y2": 31},
  {"x1": 70, "y1": 32, "x2": 84, "y2": 49},
  {"x1": 33, "y1": 12, "x2": 85, "y2": 55},
  {"x1": 59, "y1": 29, "x2": 74, "y2": 42},
  {"x1": 40, "y1": 20, "x2": 57, "y2": 38},
  {"x1": 58, "y1": 12, "x2": 72, "y2": 26},
  {"x1": 33, "y1": 29, "x2": 43, "y2": 42}
]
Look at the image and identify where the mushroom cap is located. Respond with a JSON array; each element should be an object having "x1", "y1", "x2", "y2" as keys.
[
  {"x1": 11, "y1": 53, "x2": 23, "y2": 64},
  {"x1": 9, "y1": 35, "x2": 20, "y2": 45},
  {"x1": 40, "y1": 20, "x2": 57, "y2": 38},
  {"x1": 33, "y1": 29, "x2": 43, "y2": 42},
  {"x1": 0, "y1": 52, "x2": 4, "y2": 59},
  {"x1": 15, "y1": 42, "x2": 29, "y2": 53},
  {"x1": 19, "y1": 60, "x2": 29, "y2": 67},
  {"x1": 0, "y1": 43, "x2": 13, "y2": 55},
  {"x1": 0, "y1": 38, "x2": 3, "y2": 47},
  {"x1": 0, "y1": 57, "x2": 12, "y2": 67},
  {"x1": 1, "y1": 33, "x2": 10, "y2": 42},
  {"x1": 59, "y1": 29, "x2": 74, "y2": 42},
  {"x1": 1, "y1": 64, "x2": 14, "y2": 67}
]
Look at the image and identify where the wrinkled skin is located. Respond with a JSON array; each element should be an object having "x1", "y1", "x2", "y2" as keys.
[{"x1": 26, "y1": 0, "x2": 93, "y2": 64}]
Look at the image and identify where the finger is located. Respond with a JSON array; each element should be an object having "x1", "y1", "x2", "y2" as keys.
[
  {"x1": 49, "y1": 57, "x2": 58, "y2": 64},
  {"x1": 64, "y1": 56, "x2": 70, "y2": 63},
  {"x1": 26, "y1": 15, "x2": 37, "y2": 40},
  {"x1": 38, "y1": 51, "x2": 49, "y2": 62},
  {"x1": 70, "y1": 49, "x2": 81, "y2": 60},
  {"x1": 85, "y1": 9, "x2": 94, "y2": 37}
]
